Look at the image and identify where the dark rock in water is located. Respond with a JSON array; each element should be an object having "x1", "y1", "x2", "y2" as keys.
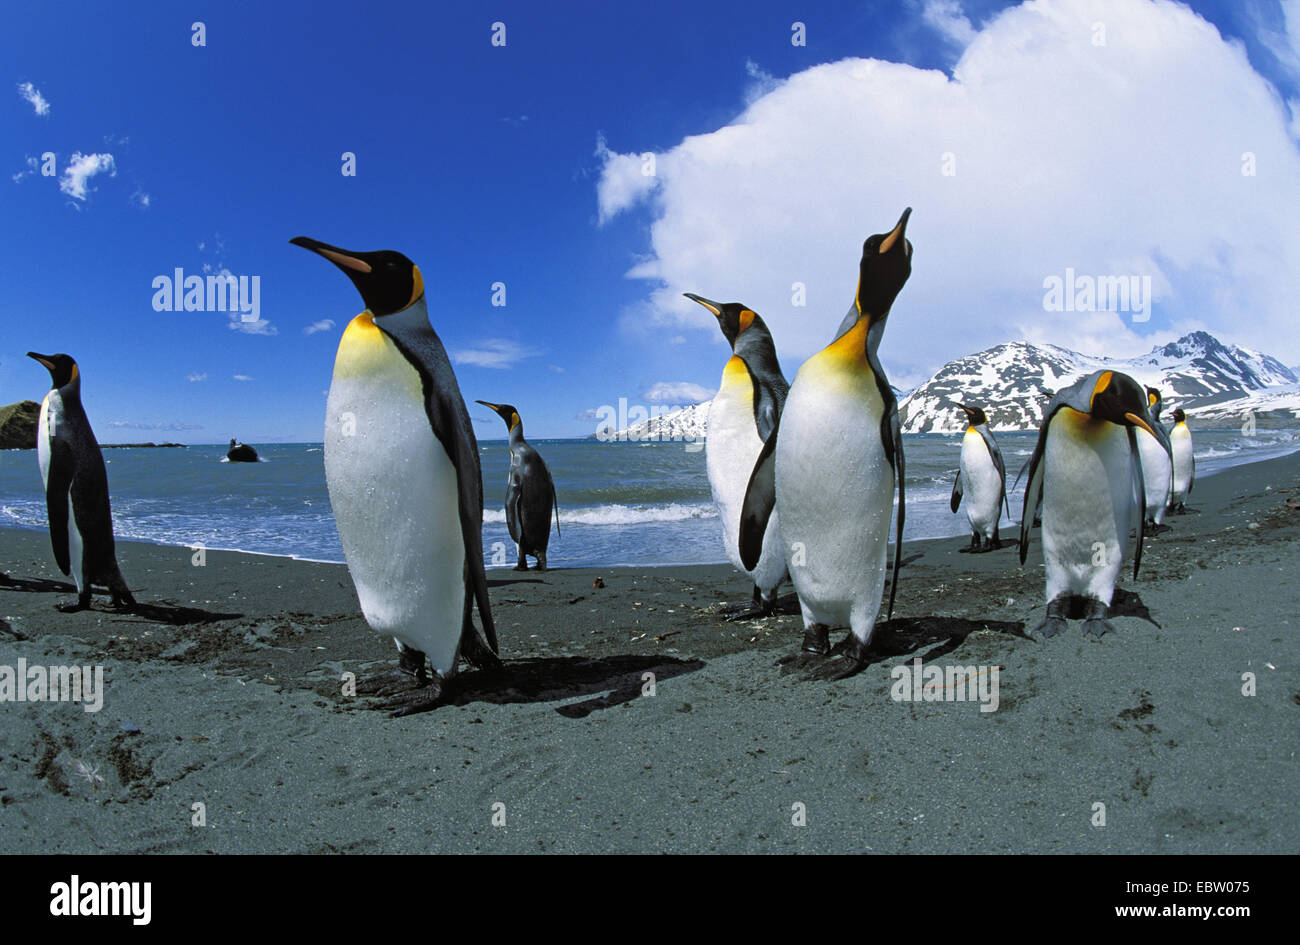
[
  {"x1": 227, "y1": 439, "x2": 259, "y2": 462},
  {"x1": 0, "y1": 400, "x2": 41, "y2": 450}
]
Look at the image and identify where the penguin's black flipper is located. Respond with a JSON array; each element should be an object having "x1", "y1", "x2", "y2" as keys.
[
  {"x1": 738, "y1": 421, "x2": 779, "y2": 572},
  {"x1": 381, "y1": 319, "x2": 498, "y2": 654},
  {"x1": 1019, "y1": 426, "x2": 1050, "y2": 566},
  {"x1": 950, "y1": 470, "x2": 963, "y2": 513},
  {"x1": 1128, "y1": 426, "x2": 1147, "y2": 580},
  {"x1": 977, "y1": 424, "x2": 1010, "y2": 518},
  {"x1": 44, "y1": 438, "x2": 75, "y2": 576},
  {"x1": 885, "y1": 392, "x2": 906, "y2": 622}
]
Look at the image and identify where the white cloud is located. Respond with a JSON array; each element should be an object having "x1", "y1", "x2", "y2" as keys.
[
  {"x1": 303, "y1": 318, "x2": 335, "y2": 335},
  {"x1": 59, "y1": 152, "x2": 115, "y2": 201},
  {"x1": 187, "y1": 372, "x2": 207, "y2": 382},
  {"x1": 594, "y1": 134, "x2": 659, "y2": 225},
  {"x1": 107, "y1": 420, "x2": 202, "y2": 432},
  {"x1": 643, "y1": 381, "x2": 715, "y2": 404},
  {"x1": 17, "y1": 81, "x2": 50, "y2": 116},
  {"x1": 450, "y1": 338, "x2": 539, "y2": 369},
  {"x1": 548, "y1": 363, "x2": 565, "y2": 373},
  {"x1": 233, "y1": 375, "x2": 253, "y2": 382},
  {"x1": 595, "y1": 0, "x2": 1300, "y2": 371},
  {"x1": 131, "y1": 188, "x2": 151, "y2": 208},
  {"x1": 921, "y1": 0, "x2": 977, "y2": 48},
  {"x1": 11, "y1": 155, "x2": 40, "y2": 183}
]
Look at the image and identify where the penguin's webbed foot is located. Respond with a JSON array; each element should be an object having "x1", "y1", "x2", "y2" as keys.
[
  {"x1": 806, "y1": 635, "x2": 871, "y2": 681},
  {"x1": 800, "y1": 624, "x2": 830, "y2": 656},
  {"x1": 1029, "y1": 598, "x2": 1070, "y2": 639},
  {"x1": 512, "y1": 563, "x2": 529, "y2": 572},
  {"x1": 1081, "y1": 599, "x2": 1116, "y2": 637},
  {"x1": 56, "y1": 590, "x2": 92, "y2": 613},
  {"x1": 357, "y1": 648, "x2": 430, "y2": 696},
  {"x1": 381, "y1": 674, "x2": 445, "y2": 717}
]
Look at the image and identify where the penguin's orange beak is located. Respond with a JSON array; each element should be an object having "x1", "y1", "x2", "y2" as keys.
[{"x1": 1124, "y1": 412, "x2": 1159, "y2": 439}]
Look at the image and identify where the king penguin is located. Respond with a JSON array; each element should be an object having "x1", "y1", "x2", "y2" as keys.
[
  {"x1": 1019, "y1": 370, "x2": 1169, "y2": 638},
  {"x1": 1135, "y1": 386, "x2": 1173, "y2": 531},
  {"x1": 950, "y1": 403, "x2": 1010, "y2": 552},
  {"x1": 27, "y1": 352, "x2": 135, "y2": 613},
  {"x1": 739, "y1": 208, "x2": 913, "y2": 677},
  {"x1": 475, "y1": 401, "x2": 559, "y2": 571},
  {"x1": 1169, "y1": 408, "x2": 1195, "y2": 513},
  {"x1": 684, "y1": 293, "x2": 789, "y2": 619},
  {"x1": 291, "y1": 236, "x2": 498, "y2": 715}
]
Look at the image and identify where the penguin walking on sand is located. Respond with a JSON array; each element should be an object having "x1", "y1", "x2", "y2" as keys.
[
  {"x1": 1169, "y1": 408, "x2": 1195, "y2": 513},
  {"x1": 291, "y1": 237, "x2": 498, "y2": 715},
  {"x1": 684, "y1": 293, "x2": 788, "y2": 620},
  {"x1": 740, "y1": 208, "x2": 913, "y2": 677},
  {"x1": 475, "y1": 401, "x2": 559, "y2": 571},
  {"x1": 27, "y1": 352, "x2": 135, "y2": 613},
  {"x1": 1135, "y1": 386, "x2": 1173, "y2": 530},
  {"x1": 950, "y1": 403, "x2": 1009, "y2": 552},
  {"x1": 1019, "y1": 370, "x2": 1169, "y2": 638}
]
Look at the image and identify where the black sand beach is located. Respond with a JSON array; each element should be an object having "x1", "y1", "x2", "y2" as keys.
[{"x1": 1, "y1": 452, "x2": 1297, "y2": 854}]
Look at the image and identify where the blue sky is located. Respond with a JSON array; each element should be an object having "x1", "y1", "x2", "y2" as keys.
[{"x1": 2, "y1": 0, "x2": 1298, "y2": 443}]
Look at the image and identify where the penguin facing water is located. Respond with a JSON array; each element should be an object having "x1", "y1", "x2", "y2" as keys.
[
  {"x1": 476, "y1": 401, "x2": 559, "y2": 571},
  {"x1": 27, "y1": 352, "x2": 135, "y2": 613},
  {"x1": 740, "y1": 208, "x2": 913, "y2": 677},
  {"x1": 684, "y1": 293, "x2": 788, "y2": 620},
  {"x1": 950, "y1": 403, "x2": 1009, "y2": 552},
  {"x1": 1019, "y1": 370, "x2": 1169, "y2": 638},
  {"x1": 291, "y1": 236, "x2": 498, "y2": 715},
  {"x1": 1169, "y1": 408, "x2": 1195, "y2": 513},
  {"x1": 1136, "y1": 387, "x2": 1173, "y2": 530}
]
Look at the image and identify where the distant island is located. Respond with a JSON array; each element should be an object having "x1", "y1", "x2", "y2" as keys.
[{"x1": 0, "y1": 401, "x2": 186, "y2": 450}]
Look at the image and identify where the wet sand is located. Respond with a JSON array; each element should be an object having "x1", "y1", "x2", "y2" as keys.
[{"x1": 1, "y1": 452, "x2": 1297, "y2": 853}]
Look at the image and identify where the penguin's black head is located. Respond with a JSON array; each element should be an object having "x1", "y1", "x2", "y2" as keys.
[
  {"x1": 1089, "y1": 371, "x2": 1160, "y2": 438},
  {"x1": 27, "y1": 352, "x2": 78, "y2": 388},
  {"x1": 958, "y1": 403, "x2": 988, "y2": 426},
  {"x1": 1146, "y1": 386, "x2": 1163, "y2": 419},
  {"x1": 476, "y1": 401, "x2": 521, "y2": 432},
  {"x1": 1171, "y1": 408, "x2": 1187, "y2": 424},
  {"x1": 856, "y1": 207, "x2": 913, "y2": 321},
  {"x1": 290, "y1": 237, "x2": 423, "y2": 317},
  {"x1": 683, "y1": 293, "x2": 759, "y2": 349}
]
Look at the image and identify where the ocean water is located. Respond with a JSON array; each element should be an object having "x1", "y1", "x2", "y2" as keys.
[{"x1": 1, "y1": 428, "x2": 1297, "y2": 569}]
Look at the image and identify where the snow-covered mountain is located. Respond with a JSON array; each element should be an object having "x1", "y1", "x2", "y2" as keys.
[
  {"x1": 899, "y1": 331, "x2": 1298, "y2": 433},
  {"x1": 596, "y1": 401, "x2": 710, "y2": 443},
  {"x1": 598, "y1": 332, "x2": 1297, "y2": 441}
]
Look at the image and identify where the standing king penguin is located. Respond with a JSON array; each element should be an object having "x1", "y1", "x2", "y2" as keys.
[
  {"x1": 950, "y1": 403, "x2": 1009, "y2": 552},
  {"x1": 27, "y1": 353, "x2": 135, "y2": 612},
  {"x1": 291, "y1": 237, "x2": 498, "y2": 715},
  {"x1": 475, "y1": 401, "x2": 559, "y2": 571},
  {"x1": 1019, "y1": 370, "x2": 1169, "y2": 638},
  {"x1": 740, "y1": 208, "x2": 913, "y2": 677},
  {"x1": 1169, "y1": 408, "x2": 1195, "y2": 513},
  {"x1": 684, "y1": 293, "x2": 789, "y2": 619},
  {"x1": 1135, "y1": 386, "x2": 1174, "y2": 530}
]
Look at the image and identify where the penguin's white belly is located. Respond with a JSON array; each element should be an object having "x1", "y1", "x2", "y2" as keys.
[
  {"x1": 1136, "y1": 428, "x2": 1171, "y2": 523},
  {"x1": 959, "y1": 431, "x2": 1002, "y2": 539},
  {"x1": 706, "y1": 376, "x2": 783, "y2": 592},
  {"x1": 1170, "y1": 425, "x2": 1193, "y2": 502},
  {"x1": 37, "y1": 392, "x2": 82, "y2": 588},
  {"x1": 324, "y1": 346, "x2": 465, "y2": 676},
  {"x1": 776, "y1": 361, "x2": 892, "y2": 638},
  {"x1": 1041, "y1": 411, "x2": 1135, "y2": 605}
]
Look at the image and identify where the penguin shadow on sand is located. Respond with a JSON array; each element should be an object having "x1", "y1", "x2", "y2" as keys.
[
  {"x1": 1098, "y1": 588, "x2": 1160, "y2": 629},
  {"x1": 0, "y1": 572, "x2": 240, "y2": 625},
  {"x1": 359, "y1": 654, "x2": 705, "y2": 719},
  {"x1": 779, "y1": 615, "x2": 1026, "y2": 681}
]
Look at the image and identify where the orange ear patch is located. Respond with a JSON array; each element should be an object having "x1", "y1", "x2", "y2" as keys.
[{"x1": 738, "y1": 309, "x2": 755, "y2": 334}]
